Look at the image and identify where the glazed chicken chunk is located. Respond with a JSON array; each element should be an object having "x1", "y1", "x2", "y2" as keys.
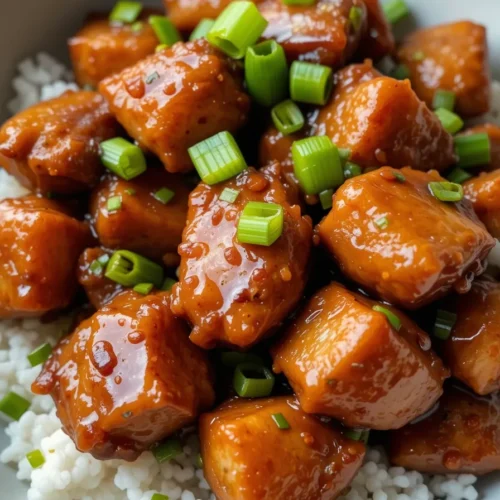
[
  {"x1": 318, "y1": 167, "x2": 495, "y2": 309},
  {"x1": 32, "y1": 290, "x2": 215, "y2": 461},
  {"x1": 69, "y1": 11, "x2": 161, "y2": 88},
  {"x1": 90, "y1": 168, "x2": 191, "y2": 261},
  {"x1": 0, "y1": 196, "x2": 91, "y2": 318},
  {"x1": 390, "y1": 386, "x2": 500, "y2": 475},
  {"x1": 257, "y1": 0, "x2": 367, "y2": 66},
  {"x1": 311, "y1": 61, "x2": 456, "y2": 171},
  {"x1": 164, "y1": 0, "x2": 232, "y2": 32},
  {"x1": 272, "y1": 282, "x2": 449, "y2": 429},
  {"x1": 441, "y1": 279, "x2": 500, "y2": 395},
  {"x1": 397, "y1": 21, "x2": 490, "y2": 117},
  {"x1": 0, "y1": 91, "x2": 119, "y2": 194},
  {"x1": 99, "y1": 39, "x2": 250, "y2": 173},
  {"x1": 199, "y1": 396, "x2": 366, "y2": 500},
  {"x1": 171, "y1": 164, "x2": 312, "y2": 349}
]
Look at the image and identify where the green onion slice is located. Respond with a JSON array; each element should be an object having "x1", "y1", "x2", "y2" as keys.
[
  {"x1": 89, "y1": 260, "x2": 104, "y2": 275},
  {"x1": 292, "y1": 136, "x2": 344, "y2": 195},
  {"x1": 100, "y1": 137, "x2": 147, "y2": 180},
  {"x1": 428, "y1": 181, "x2": 464, "y2": 202},
  {"x1": 27, "y1": 343, "x2": 52, "y2": 367},
  {"x1": 433, "y1": 89, "x2": 456, "y2": 111},
  {"x1": 26, "y1": 449, "x2": 45, "y2": 469},
  {"x1": 447, "y1": 166, "x2": 472, "y2": 184},
  {"x1": 343, "y1": 161, "x2": 362, "y2": 179},
  {"x1": 372, "y1": 305, "x2": 401, "y2": 332},
  {"x1": 245, "y1": 40, "x2": 288, "y2": 107},
  {"x1": 382, "y1": 0, "x2": 409, "y2": 24},
  {"x1": 207, "y1": 1, "x2": 268, "y2": 59},
  {"x1": 105, "y1": 250, "x2": 164, "y2": 288},
  {"x1": 109, "y1": 1, "x2": 143, "y2": 24},
  {"x1": 131, "y1": 21, "x2": 143, "y2": 33},
  {"x1": 345, "y1": 428, "x2": 363, "y2": 440},
  {"x1": 125, "y1": 188, "x2": 136, "y2": 195},
  {"x1": 161, "y1": 277, "x2": 177, "y2": 291},
  {"x1": 390, "y1": 64, "x2": 410, "y2": 80},
  {"x1": 271, "y1": 100, "x2": 304, "y2": 136},
  {"x1": 375, "y1": 216, "x2": 389, "y2": 229},
  {"x1": 434, "y1": 309, "x2": 457, "y2": 340},
  {"x1": 153, "y1": 438, "x2": 182, "y2": 464},
  {"x1": 188, "y1": 131, "x2": 247, "y2": 185},
  {"x1": 149, "y1": 16, "x2": 182, "y2": 47},
  {"x1": 349, "y1": 6, "x2": 363, "y2": 32},
  {"x1": 156, "y1": 44, "x2": 168, "y2": 53},
  {"x1": 271, "y1": 413, "x2": 290, "y2": 430},
  {"x1": 189, "y1": 18, "x2": 215, "y2": 41},
  {"x1": 390, "y1": 171, "x2": 406, "y2": 182},
  {"x1": 0, "y1": 392, "x2": 30, "y2": 420},
  {"x1": 196, "y1": 453, "x2": 203, "y2": 468},
  {"x1": 338, "y1": 147, "x2": 351, "y2": 164},
  {"x1": 237, "y1": 201, "x2": 284, "y2": 246},
  {"x1": 454, "y1": 133, "x2": 491, "y2": 168},
  {"x1": 233, "y1": 362, "x2": 275, "y2": 398},
  {"x1": 151, "y1": 494, "x2": 169, "y2": 500},
  {"x1": 290, "y1": 61, "x2": 333, "y2": 106},
  {"x1": 219, "y1": 187, "x2": 240, "y2": 203},
  {"x1": 435, "y1": 108, "x2": 464, "y2": 135},
  {"x1": 319, "y1": 189, "x2": 334, "y2": 210},
  {"x1": 107, "y1": 196, "x2": 122, "y2": 212},
  {"x1": 133, "y1": 282, "x2": 154, "y2": 295},
  {"x1": 220, "y1": 351, "x2": 264, "y2": 367},
  {"x1": 154, "y1": 187, "x2": 175, "y2": 204}
]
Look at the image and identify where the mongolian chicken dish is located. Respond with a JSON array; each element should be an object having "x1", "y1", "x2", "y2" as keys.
[{"x1": 0, "y1": 0, "x2": 499, "y2": 499}]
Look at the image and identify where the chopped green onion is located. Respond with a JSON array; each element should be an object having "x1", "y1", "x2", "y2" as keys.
[
  {"x1": 245, "y1": 40, "x2": 288, "y2": 107},
  {"x1": 105, "y1": 250, "x2": 164, "y2": 288},
  {"x1": 447, "y1": 166, "x2": 472, "y2": 184},
  {"x1": 125, "y1": 188, "x2": 136, "y2": 195},
  {"x1": 26, "y1": 449, "x2": 45, "y2": 469},
  {"x1": 0, "y1": 392, "x2": 30, "y2": 420},
  {"x1": 107, "y1": 196, "x2": 122, "y2": 212},
  {"x1": 454, "y1": 133, "x2": 491, "y2": 168},
  {"x1": 133, "y1": 282, "x2": 154, "y2": 295},
  {"x1": 161, "y1": 277, "x2": 177, "y2": 291},
  {"x1": 131, "y1": 21, "x2": 143, "y2": 32},
  {"x1": 343, "y1": 161, "x2": 362, "y2": 179},
  {"x1": 292, "y1": 136, "x2": 343, "y2": 195},
  {"x1": 338, "y1": 147, "x2": 351, "y2": 164},
  {"x1": 100, "y1": 137, "x2": 147, "y2": 180},
  {"x1": 233, "y1": 362, "x2": 275, "y2": 397},
  {"x1": 156, "y1": 44, "x2": 168, "y2": 53},
  {"x1": 435, "y1": 108, "x2": 464, "y2": 135},
  {"x1": 151, "y1": 494, "x2": 169, "y2": 500},
  {"x1": 146, "y1": 71, "x2": 160, "y2": 84},
  {"x1": 196, "y1": 453, "x2": 203, "y2": 468},
  {"x1": 290, "y1": 61, "x2": 333, "y2": 106},
  {"x1": 188, "y1": 131, "x2": 247, "y2": 185},
  {"x1": 282, "y1": 0, "x2": 315, "y2": 5},
  {"x1": 390, "y1": 171, "x2": 406, "y2": 182},
  {"x1": 207, "y1": 1, "x2": 268, "y2": 59},
  {"x1": 219, "y1": 187, "x2": 240, "y2": 203},
  {"x1": 433, "y1": 89, "x2": 456, "y2": 111},
  {"x1": 220, "y1": 351, "x2": 264, "y2": 367},
  {"x1": 375, "y1": 216, "x2": 389, "y2": 229},
  {"x1": 237, "y1": 201, "x2": 284, "y2": 246},
  {"x1": 189, "y1": 18, "x2": 215, "y2": 41},
  {"x1": 27, "y1": 343, "x2": 52, "y2": 367},
  {"x1": 109, "y1": 1, "x2": 142, "y2": 24},
  {"x1": 271, "y1": 100, "x2": 304, "y2": 136},
  {"x1": 412, "y1": 50, "x2": 425, "y2": 61},
  {"x1": 428, "y1": 181, "x2": 464, "y2": 202},
  {"x1": 434, "y1": 309, "x2": 457, "y2": 340},
  {"x1": 153, "y1": 438, "x2": 182, "y2": 464},
  {"x1": 372, "y1": 305, "x2": 401, "y2": 331},
  {"x1": 319, "y1": 189, "x2": 334, "y2": 210},
  {"x1": 271, "y1": 413, "x2": 290, "y2": 430},
  {"x1": 345, "y1": 429, "x2": 363, "y2": 440},
  {"x1": 390, "y1": 64, "x2": 410, "y2": 80},
  {"x1": 149, "y1": 16, "x2": 182, "y2": 47},
  {"x1": 154, "y1": 187, "x2": 175, "y2": 204},
  {"x1": 361, "y1": 430, "x2": 370, "y2": 444},
  {"x1": 89, "y1": 259, "x2": 104, "y2": 275},
  {"x1": 98, "y1": 254, "x2": 110, "y2": 265},
  {"x1": 349, "y1": 6, "x2": 363, "y2": 32},
  {"x1": 382, "y1": 0, "x2": 409, "y2": 24}
]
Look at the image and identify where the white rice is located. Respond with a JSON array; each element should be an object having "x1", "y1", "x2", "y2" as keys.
[{"x1": 2, "y1": 53, "x2": 498, "y2": 500}]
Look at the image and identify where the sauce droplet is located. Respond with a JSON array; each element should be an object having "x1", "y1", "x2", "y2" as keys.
[
  {"x1": 91, "y1": 340, "x2": 118, "y2": 377},
  {"x1": 128, "y1": 331, "x2": 145, "y2": 344},
  {"x1": 443, "y1": 450, "x2": 463, "y2": 470}
]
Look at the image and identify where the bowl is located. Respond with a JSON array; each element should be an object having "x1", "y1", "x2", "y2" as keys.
[{"x1": 1, "y1": 0, "x2": 500, "y2": 498}]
